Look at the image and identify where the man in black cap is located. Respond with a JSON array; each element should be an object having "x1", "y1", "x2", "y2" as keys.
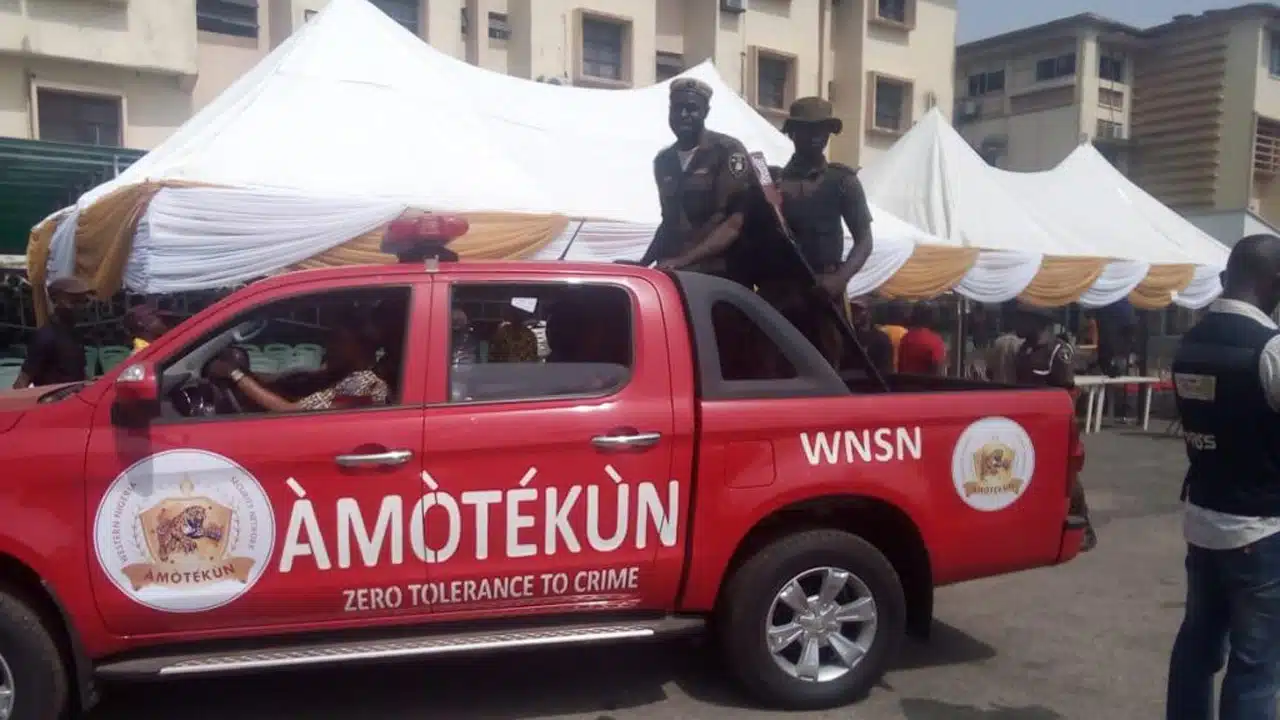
[
  {"x1": 638, "y1": 77, "x2": 752, "y2": 281},
  {"x1": 1013, "y1": 302, "x2": 1097, "y2": 551},
  {"x1": 13, "y1": 276, "x2": 92, "y2": 389},
  {"x1": 1165, "y1": 234, "x2": 1280, "y2": 720},
  {"x1": 745, "y1": 96, "x2": 874, "y2": 368}
]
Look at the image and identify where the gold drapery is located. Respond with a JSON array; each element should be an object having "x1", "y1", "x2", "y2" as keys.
[
  {"x1": 878, "y1": 245, "x2": 980, "y2": 298},
  {"x1": 1016, "y1": 256, "x2": 1109, "y2": 307},
  {"x1": 24, "y1": 213, "x2": 63, "y2": 326},
  {"x1": 25, "y1": 182, "x2": 568, "y2": 325},
  {"x1": 295, "y1": 212, "x2": 569, "y2": 269},
  {"x1": 1129, "y1": 264, "x2": 1198, "y2": 309}
]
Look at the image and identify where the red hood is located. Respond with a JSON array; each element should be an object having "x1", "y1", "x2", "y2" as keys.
[{"x1": 0, "y1": 383, "x2": 76, "y2": 433}]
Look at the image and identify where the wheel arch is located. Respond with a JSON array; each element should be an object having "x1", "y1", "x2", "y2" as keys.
[
  {"x1": 0, "y1": 552, "x2": 96, "y2": 712},
  {"x1": 715, "y1": 494, "x2": 934, "y2": 639}
]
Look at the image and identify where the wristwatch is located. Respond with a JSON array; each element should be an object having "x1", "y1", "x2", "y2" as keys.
[{"x1": 229, "y1": 369, "x2": 246, "y2": 383}]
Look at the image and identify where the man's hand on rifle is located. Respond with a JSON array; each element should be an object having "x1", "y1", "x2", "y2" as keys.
[{"x1": 817, "y1": 272, "x2": 850, "y2": 299}]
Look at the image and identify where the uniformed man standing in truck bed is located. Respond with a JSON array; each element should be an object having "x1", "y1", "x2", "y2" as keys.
[
  {"x1": 744, "y1": 96, "x2": 875, "y2": 368},
  {"x1": 638, "y1": 78, "x2": 752, "y2": 282}
]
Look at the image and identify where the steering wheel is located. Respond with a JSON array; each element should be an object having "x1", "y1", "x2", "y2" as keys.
[{"x1": 170, "y1": 347, "x2": 254, "y2": 417}]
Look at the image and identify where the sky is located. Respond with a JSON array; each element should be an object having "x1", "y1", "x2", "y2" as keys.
[{"x1": 956, "y1": 0, "x2": 1268, "y2": 43}]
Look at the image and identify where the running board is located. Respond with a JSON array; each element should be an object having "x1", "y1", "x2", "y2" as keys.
[{"x1": 95, "y1": 616, "x2": 704, "y2": 679}]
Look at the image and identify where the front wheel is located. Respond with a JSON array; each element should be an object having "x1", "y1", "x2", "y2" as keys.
[
  {"x1": 0, "y1": 588, "x2": 69, "y2": 720},
  {"x1": 717, "y1": 529, "x2": 906, "y2": 710}
]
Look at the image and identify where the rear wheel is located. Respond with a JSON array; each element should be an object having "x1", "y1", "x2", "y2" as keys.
[
  {"x1": 0, "y1": 588, "x2": 68, "y2": 720},
  {"x1": 718, "y1": 529, "x2": 906, "y2": 710}
]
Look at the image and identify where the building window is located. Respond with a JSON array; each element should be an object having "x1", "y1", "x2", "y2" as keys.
[
  {"x1": 877, "y1": 0, "x2": 908, "y2": 24},
  {"x1": 757, "y1": 54, "x2": 791, "y2": 111},
  {"x1": 1099, "y1": 54, "x2": 1125, "y2": 82},
  {"x1": 369, "y1": 0, "x2": 419, "y2": 35},
  {"x1": 873, "y1": 77, "x2": 910, "y2": 132},
  {"x1": 1035, "y1": 53, "x2": 1077, "y2": 82},
  {"x1": 1099, "y1": 88, "x2": 1124, "y2": 109},
  {"x1": 1271, "y1": 31, "x2": 1280, "y2": 76},
  {"x1": 488, "y1": 12, "x2": 510, "y2": 40},
  {"x1": 656, "y1": 52, "x2": 684, "y2": 82},
  {"x1": 461, "y1": 7, "x2": 468, "y2": 35},
  {"x1": 581, "y1": 17, "x2": 625, "y2": 81},
  {"x1": 196, "y1": 0, "x2": 259, "y2": 38},
  {"x1": 36, "y1": 89, "x2": 123, "y2": 147},
  {"x1": 966, "y1": 70, "x2": 1005, "y2": 97},
  {"x1": 1096, "y1": 120, "x2": 1125, "y2": 140}
]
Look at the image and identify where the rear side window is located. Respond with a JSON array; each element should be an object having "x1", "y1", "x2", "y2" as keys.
[
  {"x1": 448, "y1": 282, "x2": 634, "y2": 403},
  {"x1": 711, "y1": 300, "x2": 797, "y2": 381}
]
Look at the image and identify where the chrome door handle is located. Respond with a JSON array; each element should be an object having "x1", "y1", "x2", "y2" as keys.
[
  {"x1": 335, "y1": 449, "x2": 414, "y2": 467},
  {"x1": 591, "y1": 432, "x2": 662, "y2": 451}
]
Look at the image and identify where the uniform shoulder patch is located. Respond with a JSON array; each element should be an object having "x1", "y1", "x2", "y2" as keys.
[
  {"x1": 1053, "y1": 341, "x2": 1074, "y2": 364},
  {"x1": 728, "y1": 152, "x2": 747, "y2": 178}
]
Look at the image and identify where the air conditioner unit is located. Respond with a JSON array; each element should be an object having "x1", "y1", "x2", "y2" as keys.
[
  {"x1": 720, "y1": 0, "x2": 747, "y2": 14},
  {"x1": 956, "y1": 98, "x2": 980, "y2": 122}
]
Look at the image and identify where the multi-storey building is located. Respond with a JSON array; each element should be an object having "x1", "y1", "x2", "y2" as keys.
[
  {"x1": 0, "y1": 0, "x2": 957, "y2": 254},
  {"x1": 1132, "y1": 3, "x2": 1280, "y2": 222},
  {"x1": 954, "y1": 3, "x2": 1280, "y2": 232},
  {"x1": 953, "y1": 14, "x2": 1142, "y2": 172}
]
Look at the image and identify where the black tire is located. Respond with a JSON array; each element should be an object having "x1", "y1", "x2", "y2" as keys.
[
  {"x1": 0, "y1": 588, "x2": 68, "y2": 720},
  {"x1": 717, "y1": 529, "x2": 906, "y2": 710}
]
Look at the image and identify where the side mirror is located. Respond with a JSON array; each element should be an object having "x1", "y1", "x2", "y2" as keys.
[{"x1": 111, "y1": 361, "x2": 159, "y2": 426}]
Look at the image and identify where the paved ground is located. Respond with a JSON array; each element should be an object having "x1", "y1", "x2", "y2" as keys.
[{"x1": 89, "y1": 427, "x2": 1190, "y2": 719}]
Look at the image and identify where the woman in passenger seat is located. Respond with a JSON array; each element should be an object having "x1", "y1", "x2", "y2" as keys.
[{"x1": 208, "y1": 316, "x2": 388, "y2": 412}]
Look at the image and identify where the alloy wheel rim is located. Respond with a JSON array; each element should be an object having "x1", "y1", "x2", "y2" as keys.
[
  {"x1": 0, "y1": 649, "x2": 14, "y2": 720},
  {"x1": 765, "y1": 565, "x2": 878, "y2": 683}
]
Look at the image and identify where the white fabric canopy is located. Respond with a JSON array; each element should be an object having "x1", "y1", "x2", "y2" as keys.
[
  {"x1": 53, "y1": 0, "x2": 936, "y2": 295},
  {"x1": 128, "y1": 187, "x2": 407, "y2": 292},
  {"x1": 861, "y1": 108, "x2": 1230, "y2": 308}
]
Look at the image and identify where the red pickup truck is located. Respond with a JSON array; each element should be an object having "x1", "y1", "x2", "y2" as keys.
[{"x1": 0, "y1": 257, "x2": 1086, "y2": 718}]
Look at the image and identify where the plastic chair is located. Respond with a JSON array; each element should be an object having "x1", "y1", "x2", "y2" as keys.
[
  {"x1": 0, "y1": 358, "x2": 23, "y2": 389},
  {"x1": 294, "y1": 343, "x2": 324, "y2": 358},
  {"x1": 84, "y1": 347, "x2": 99, "y2": 378},
  {"x1": 286, "y1": 351, "x2": 322, "y2": 372},
  {"x1": 263, "y1": 343, "x2": 294, "y2": 364},
  {"x1": 249, "y1": 355, "x2": 280, "y2": 374},
  {"x1": 97, "y1": 346, "x2": 131, "y2": 373}
]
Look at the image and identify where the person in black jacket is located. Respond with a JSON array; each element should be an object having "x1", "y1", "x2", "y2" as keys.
[
  {"x1": 1012, "y1": 303, "x2": 1097, "y2": 552},
  {"x1": 1166, "y1": 234, "x2": 1280, "y2": 720}
]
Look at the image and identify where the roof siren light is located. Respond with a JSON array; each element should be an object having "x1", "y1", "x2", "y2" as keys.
[{"x1": 382, "y1": 211, "x2": 470, "y2": 269}]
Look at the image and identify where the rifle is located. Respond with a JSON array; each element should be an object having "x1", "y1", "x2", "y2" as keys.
[{"x1": 746, "y1": 151, "x2": 888, "y2": 391}]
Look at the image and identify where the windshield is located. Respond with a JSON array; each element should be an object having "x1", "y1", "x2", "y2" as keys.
[{"x1": 37, "y1": 382, "x2": 86, "y2": 404}]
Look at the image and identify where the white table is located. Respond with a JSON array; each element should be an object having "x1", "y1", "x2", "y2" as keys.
[{"x1": 1075, "y1": 375, "x2": 1163, "y2": 434}]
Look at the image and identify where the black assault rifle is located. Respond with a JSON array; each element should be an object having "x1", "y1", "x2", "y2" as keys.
[{"x1": 745, "y1": 151, "x2": 888, "y2": 392}]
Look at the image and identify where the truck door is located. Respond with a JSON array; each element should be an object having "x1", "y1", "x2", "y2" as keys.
[
  {"x1": 84, "y1": 278, "x2": 432, "y2": 636},
  {"x1": 418, "y1": 275, "x2": 680, "y2": 616}
]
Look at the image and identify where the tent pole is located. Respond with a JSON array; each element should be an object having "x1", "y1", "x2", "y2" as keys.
[{"x1": 557, "y1": 220, "x2": 584, "y2": 260}]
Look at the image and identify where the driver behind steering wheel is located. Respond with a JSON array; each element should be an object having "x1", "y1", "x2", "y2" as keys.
[{"x1": 207, "y1": 316, "x2": 388, "y2": 413}]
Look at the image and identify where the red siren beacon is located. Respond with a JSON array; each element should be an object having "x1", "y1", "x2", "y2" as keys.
[{"x1": 382, "y1": 211, "x2": 470, "y2": 269}]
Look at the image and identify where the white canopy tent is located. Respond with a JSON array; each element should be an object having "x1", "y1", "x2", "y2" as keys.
[
  {"x1": 862, "y1": 108, "x2": 1229, "y2": 308},
  {"x1": 43, "y1": 0, "x2": 933, "y2": 297}
]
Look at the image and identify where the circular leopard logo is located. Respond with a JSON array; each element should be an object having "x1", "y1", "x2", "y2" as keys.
[
  {"x1": 951, "y1": 417, "x2": 1036, "y2": 512},
  {"x1": 93, "y1": 449, "x2": 275, "y2": 613}
]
